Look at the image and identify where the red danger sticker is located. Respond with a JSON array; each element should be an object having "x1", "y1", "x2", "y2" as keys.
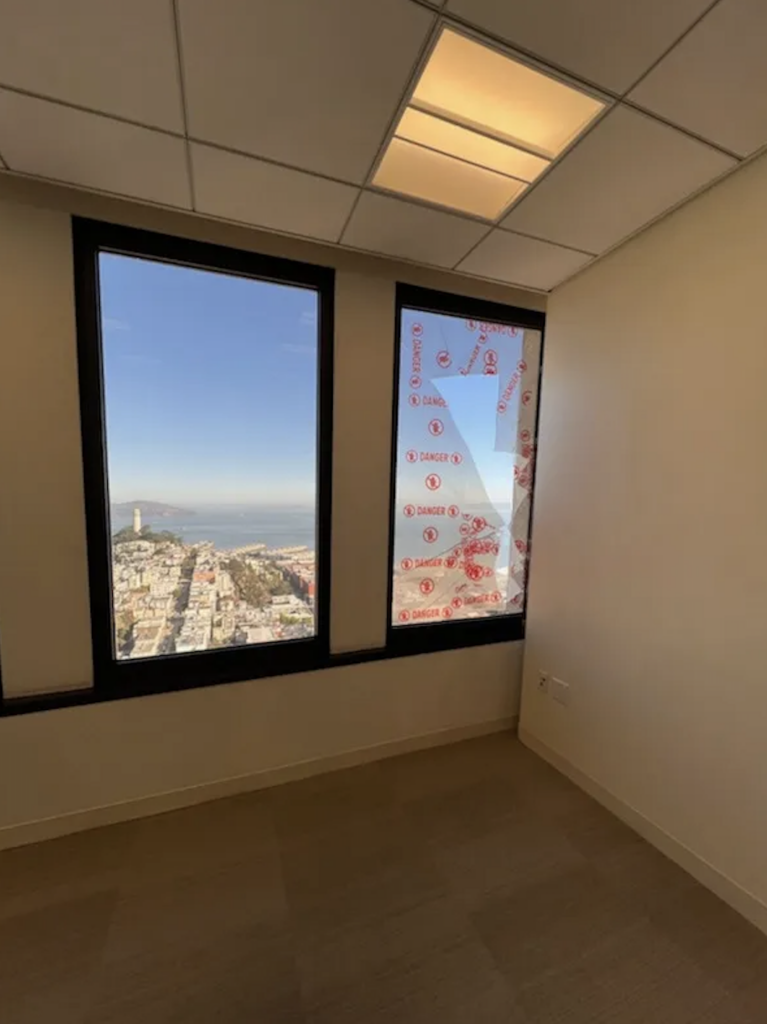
[
  {"x1": 451, "y1": 596, "x2": 463, "y2": 609},
  {"x1": 404, "y1": 504, "x2": 416, "y2": 518},
  {"x1": 412, "y1": 608, "x2": 441, "y2": 620},
  {"x1": 436, "y1": 351, "x2": 451, "y2": 368},
  {"x1": 406, "y1": 449, "x2": 418, "y2": 463},
  {"x1": 410, "y1": 374, "x2": 422, "y2": 389},
  {"x1": 401, "y1": 557, "x2": 414, "y2": 571},
  {"x1": 419, "y1": 578, "x2": 435, "y2": 595},
  {"x1": 408, "y1": 394, "x2": 420, "y2": 407},
  {"x1": 425, "y1": 473, "x2": 441, "y2": 491},
  {"x1": 442, "y1": 606, "x2": 453, "y2": 619},
  {"x1": 412, "y1": 323, "x2": 423, "y2": 336},
  {"x1": 398, "y1": 610, "x2": 411, "y2": 622},
  {"x1": 447, "y1": 504, "x2": 459, "y2": 518},
  {"x1": 450, "y1": 452, "x2": 462, "y2": 465},
  {"x1": 428, "y1": 419, "x2": 444, "y2": 437},
  {"x1": 423, "y1": 526, "x2": 439, "y2": 544}
]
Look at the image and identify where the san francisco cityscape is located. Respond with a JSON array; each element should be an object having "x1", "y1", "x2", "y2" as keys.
[{"x1": 111, "y1": 502, "x2": 316, "y2": 659}]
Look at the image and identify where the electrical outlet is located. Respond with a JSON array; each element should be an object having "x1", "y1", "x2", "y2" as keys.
[
  {"x1": 537, "y1": 671, "x2": 550, "y2": 695},
  {"x1": 551, "y1": 677, "x2": 570, "y2": 706}
]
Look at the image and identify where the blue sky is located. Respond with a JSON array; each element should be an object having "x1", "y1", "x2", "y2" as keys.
[
  {"x1": 436, "y1": 374, "x2": 516, "y2": 507},
  {"x1": 99, "y1": 253, "x2": 319, "y2": 506},
  {"x1": 396, "y1": 308, "x2": 528, "y2": 511},
  {"x1": 99, "y1": 258, "x2": 535, "y2": 513}
]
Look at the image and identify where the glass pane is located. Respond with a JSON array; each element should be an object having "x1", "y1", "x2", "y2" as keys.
[
  {"x1": 99, "y1": 253, "x2": 319, "y2": 659},
  {"x1": 392, "y1": 307, "x2": 541, "y2": 626}
]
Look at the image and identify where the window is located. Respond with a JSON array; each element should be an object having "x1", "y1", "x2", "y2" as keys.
[
  {"x1": 74, "y1": 220, "x2": 333, "y2": 692},
  {"x1": 388, "y1": 284, "x2": 544, "y2": 652}
]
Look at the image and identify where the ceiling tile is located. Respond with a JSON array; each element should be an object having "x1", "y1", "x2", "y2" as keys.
[
  {"x1": 342, "y1": 191, "x2": 488, "y2": 268},
  {"x1": 444, "y1": 0, "x2": 713, "y2": 93},
  {"x1": 629, "y1": 0, "x2": 767, "y2": 157},
  {"x1": 179, "y1": 0, "x2": 434, "y2": 184},
  {"x1": 457, "y1": 229, "x2": 592, "y2": 289},
  {"x1": 0, "y1": 0, "x2": 183, "y2": 131},
  {"x1": 0, "y1": 90, "x2": 191, "y2": 208},
  {"x1": 502, "y1": 106, "x2": 735, "y2": 254},
  {"x1": 191, "y1": 144, "x2": 358, "y2": 241}
]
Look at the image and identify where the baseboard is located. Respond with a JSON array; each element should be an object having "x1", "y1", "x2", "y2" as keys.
[
  {"x1": 519, "y1": 727, "x2": 767, "y2": 937},
  {"x1": 0, "y1": 716, "x2": 517, "y2": 851}
]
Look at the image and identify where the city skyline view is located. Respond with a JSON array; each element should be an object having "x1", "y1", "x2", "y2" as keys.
[
  {"x1": 96, "y1": 251, "x2": 537, "y2": 659},
  {"x1": 99, "y1": 252, "x2": 320, "y2": 659}
]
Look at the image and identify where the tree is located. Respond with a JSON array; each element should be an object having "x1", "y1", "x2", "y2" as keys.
[
  {"x1": 224, "y1": 556, "x2": 291, "y2": 608},
  {"x1": 279, "y1": 613, "x2": 302, "y2": 625},
  {"x1": 270, "y1": 576, "x2": 292, "y2": 597},
  {"x1": 115, "y1": 609, "x2": 135, "y2": 651},
  {"x1": 114, "y1": 525, "x2": 182, "y2": 546}
]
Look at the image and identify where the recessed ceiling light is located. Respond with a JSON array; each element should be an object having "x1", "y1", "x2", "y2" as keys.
[
  {"x1": 396, "y1": 107, "x2": 549, "y2": 182},
  {"x1": 375, "y1": 137, "x2": 527, "y2": 220},
  {"x1": 372, "y1": 28, "x2": 605, "y2": 220}
]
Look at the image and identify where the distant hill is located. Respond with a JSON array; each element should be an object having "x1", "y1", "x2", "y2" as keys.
[{"x1": 112, "y1": 500, "x2": 194, "y2": 518}]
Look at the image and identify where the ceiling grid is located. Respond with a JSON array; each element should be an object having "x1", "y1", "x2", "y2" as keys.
[
  {"x1": 334, "y1": 1, "x2": 440, "y2": 247},
  {"x1": 171, "y1": 0, "x2": 197, "y2": 212},
  {"x1": 0, "y1": 0, "x2": 759, "y2": 291}
]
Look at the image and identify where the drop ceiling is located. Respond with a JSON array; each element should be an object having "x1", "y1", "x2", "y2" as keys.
[{"x1": 0, "y1": 0, "x2": 760, "y2": 292}]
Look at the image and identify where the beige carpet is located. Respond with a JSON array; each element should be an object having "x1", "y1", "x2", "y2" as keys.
[{"x1": 1, "y1": 733, "x2": 765, "y2": 1022}]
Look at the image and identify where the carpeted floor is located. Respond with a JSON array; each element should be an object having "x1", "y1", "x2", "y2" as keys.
[{"x1": 2, "y1": 733, "x2": 766, "y2": 1022}]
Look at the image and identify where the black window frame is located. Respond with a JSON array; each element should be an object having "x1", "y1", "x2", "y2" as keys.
[
  {"x1": 385, "y1": 283, "x2": 546, "y2": 658},
  {"x1": 72, "y1": 217, "x2": 334, "y2": 697}
]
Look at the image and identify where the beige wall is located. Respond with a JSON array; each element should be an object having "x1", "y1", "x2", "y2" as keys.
[
  {"x1": 0, "y1": 642, "x2": 522, "y2": 845},
  {"x1": 521, "y1": 150, "x2": 767, "y2": 915},
  {"x1": 0, "y1": 199, "x2": 93, "y2": 694},
  {"x1": 0, "y1": 178, "x2": 541, "y2": 840}
]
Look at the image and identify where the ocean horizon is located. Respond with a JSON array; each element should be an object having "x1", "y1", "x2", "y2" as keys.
[
  {"x1": 111, "y1": 500, "x2": 514, "y2": 562},
  {"x1": 111, "y1": 504, "x2": 316, "y2": 551}
]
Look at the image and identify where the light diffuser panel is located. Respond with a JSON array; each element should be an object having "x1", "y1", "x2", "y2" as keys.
[
  {"x1": 374, "y1": 137, "x2": 526, "y2": 220},
  {"x1": 372, "y1": 27, "x2": 605, "y2": 221},
  {"x1": 395, "y1": 107, "x2": 550, "y2": 182},
  {"x1": 413, "y1": 29, "x2": 605, "y2": 158}
]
